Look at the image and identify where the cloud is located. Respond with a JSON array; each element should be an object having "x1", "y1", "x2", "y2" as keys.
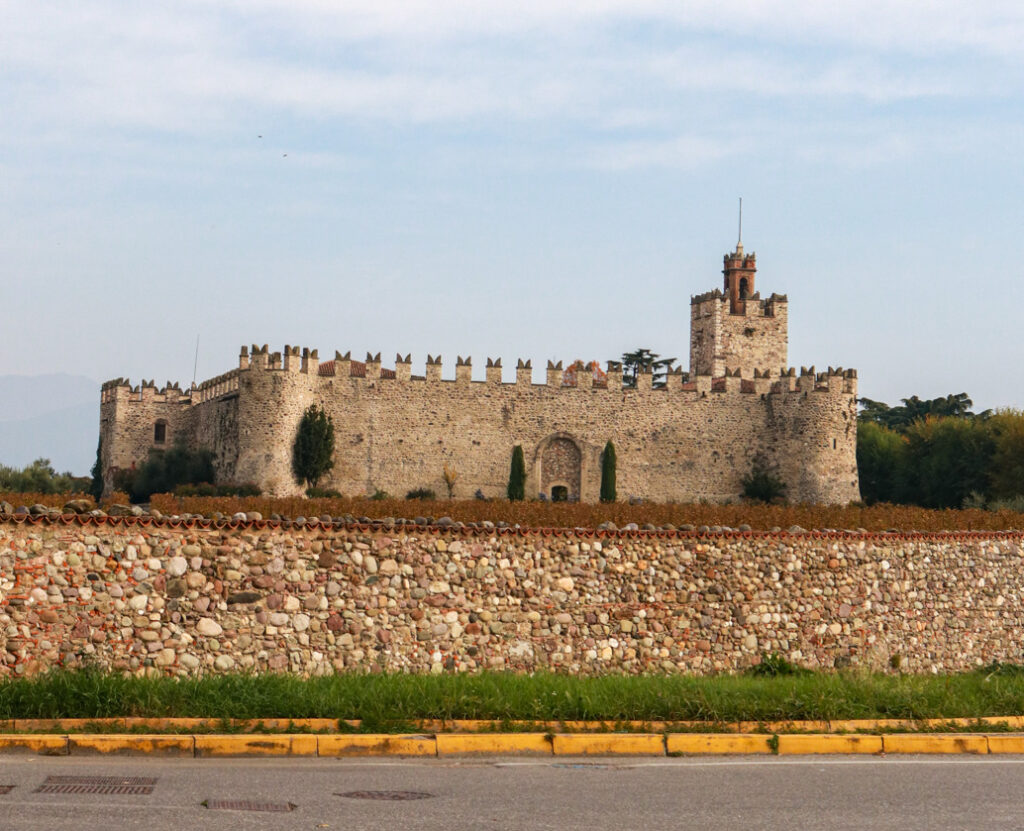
[
  {"x1": 2, "y1": 0, "x2": 1021, "y2": 178},
  {"x1": 586, "y1": 134, "x2": 749, "y2": 171}
]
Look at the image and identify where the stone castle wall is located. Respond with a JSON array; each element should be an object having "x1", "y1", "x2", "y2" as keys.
[
  {"x1": 2, "y1": 516, "x2": 1022, "y2": 677},
  {"x1": 101, "y1": 358, "x2": 858, "y2": 504},
  {"x1": 98, "y1": 247, "x2": 859, "y2": 504}
]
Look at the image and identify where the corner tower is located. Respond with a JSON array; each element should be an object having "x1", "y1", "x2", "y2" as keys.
[{"x1": 690, "y1": 240, "x2": 789, "y2": 378}]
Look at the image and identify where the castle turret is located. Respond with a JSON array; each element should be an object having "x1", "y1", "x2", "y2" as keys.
[
  {"x1": 723, "y1": 243, "x2": 756, "y2": 315},
  {"x1": 691, "y1": 241, "x2": 788, "y2": 378}
]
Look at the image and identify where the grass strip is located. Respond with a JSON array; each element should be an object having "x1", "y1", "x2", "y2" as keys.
[{"x1": 3, "y1": 668, "x2": 1024, "y2": 727}]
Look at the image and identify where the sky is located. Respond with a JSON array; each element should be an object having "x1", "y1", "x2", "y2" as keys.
[{"x1": 3, "y1": 1, "x2": 1024, "y2": 423}]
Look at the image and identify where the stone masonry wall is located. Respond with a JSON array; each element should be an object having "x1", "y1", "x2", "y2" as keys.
[
  {"x1": 690, "y1": 295, "x2": 789, "y2": 378},
  {"x1": 223, "y1": 360, "x2": 859, "y2": 504},
  {"x1": 2, "y1": 516, "x2": 1022, "y2": 678}
]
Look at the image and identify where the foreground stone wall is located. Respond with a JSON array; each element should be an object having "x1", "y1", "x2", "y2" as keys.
[{"x1": 3, "y1": 516, "x2": 1021, "y2": 678}]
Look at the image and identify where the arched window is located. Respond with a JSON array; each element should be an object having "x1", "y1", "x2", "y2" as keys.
[
  {"x1": 154, "y1": 420, "x2": 167, "y2": 444},
  {"x1": 739, "y1": 277, "x2": 749, "y2": 299}
]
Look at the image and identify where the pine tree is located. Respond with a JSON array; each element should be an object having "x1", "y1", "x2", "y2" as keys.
[
  {"x1": 292, "y1": 404, "x2": 335, "y2": 488},
  {"x1": 507, "y1": 444, "x2": 526, "y2": 501},
  {"x1": 600, "y1": 440, "x2": 617, "y2": 503}
]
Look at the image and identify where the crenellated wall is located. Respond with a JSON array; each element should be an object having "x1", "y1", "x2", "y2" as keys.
[
  {"x1": 2, "y1": 516, "x2": 1022, "y2": 678},
  {"x1": 98, "y1": 246, "x2": 859, "y2": 504}
]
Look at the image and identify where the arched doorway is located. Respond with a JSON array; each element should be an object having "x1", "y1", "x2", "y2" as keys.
[{"x1": 539, "y1": 435, "x2": 582, "y2": 502}]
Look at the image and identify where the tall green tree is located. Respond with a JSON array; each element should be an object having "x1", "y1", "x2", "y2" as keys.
[
  {"x1": 507, "y1": 445, "x2": 526, "y2": 501},
  {"x1": 292, "y1": 404, "x2": 335, "y2": 488},
  {"x1": 89, "y1": 439, "x2": 104, "y2": 501},
  {"x1": 859, "y1": 393, "x2": 988, "y2": 431},
  {"x1": 620, "y1": 348, "x2": 677, "y2": 389},
  {"x1": 982, "y1": 410, "x2": 1024, "y2": 501},
  {"x1": 600, "y1": 440, "x2": 617, "y2": 503},
  {"x1": 856, "y1": 421, "x2": 906, "y2": 505},
  {"x1": 900, "y1": 416, "x2": 994, "y2": 509}
]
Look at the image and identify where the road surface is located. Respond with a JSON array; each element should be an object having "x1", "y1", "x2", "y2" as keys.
[{"x1": 1, "y1": 754, "x2": 1021, "y2": 830}]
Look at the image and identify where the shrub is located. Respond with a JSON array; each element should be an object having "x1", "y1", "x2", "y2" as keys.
[
  {"x1": 0, "y1": 458, "x2": 86, "y2": 495},
  {"x1": 741, "y1": 455, "x2": 787, "y2": 504},
  {"x1": 406, "y1": 488, "x2": 437, "y2": 500},
  {"x1": 292, "y1": 404, "x2": 335, "y2": 488},
  {"x1": 176, "y1": 482, "x2": 261, "y2": 498},
  {"x1": 306, "y1": 486, "x2": 342, "y2": 498},
  {"x1": 600, "y1": 440, "x2": 617, "y2": 503},
  {"x1": 131, "y1": 442, "x2": 215, "y2": 502},
  {"x1": 748, "y1": 652, "x2": 810, "y2": 677},
  {"x1": 507, "y1": 445, "x2": 526, "y2": 502}
]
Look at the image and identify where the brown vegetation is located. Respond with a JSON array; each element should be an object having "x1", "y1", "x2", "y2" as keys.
[{"x1": 142, "y1": 494, "x2": 1024, "y2": 532}]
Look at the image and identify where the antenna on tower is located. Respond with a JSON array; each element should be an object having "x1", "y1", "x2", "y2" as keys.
[
  {"x1": 737, "y1": 197, "x2": 743, "y2": 246},
  {"x1": 191, "y1": 334, "x2": 200, "y2": 389}
]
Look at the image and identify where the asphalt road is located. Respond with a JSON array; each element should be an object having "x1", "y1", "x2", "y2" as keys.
[{"x1": 2, "y1": 755, "x2": 1023, "y2": 830}]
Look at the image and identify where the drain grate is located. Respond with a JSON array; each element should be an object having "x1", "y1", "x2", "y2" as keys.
[
  {"x1": 337, "y1": 790, "x2": 435, "y2": 801},
  {"x1": 0, "y1": 786, "x2": 14, "y2": 795},
  {"x1": 551, "y1": 763, "x2": 614, "y2": 770},
  {"x1": 203, "y1": 799, "x2": 297, "y2": 812},
  {"x1": 34, "y1": 776, "x2": 157, "y2": 795}
]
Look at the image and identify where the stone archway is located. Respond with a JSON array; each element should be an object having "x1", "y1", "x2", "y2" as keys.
[{"x1": 539, "y1": 435, "x2": 582, "y2": 502}]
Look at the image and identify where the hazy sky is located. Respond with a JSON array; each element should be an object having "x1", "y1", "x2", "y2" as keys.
[{"x1": 3, "y1": 1, "x2": 1023, "y2": 413}]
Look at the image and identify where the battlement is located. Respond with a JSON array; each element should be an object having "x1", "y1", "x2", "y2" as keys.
[
  {"x1": 228, "y1": 344, "x2": 858, "y2": 398},
  {"x1": 690, "y1": 290, "x2": 788, "y2": 316},
  {"x1": 100, "y1": 378, "x2": 191, "y2": 405}
]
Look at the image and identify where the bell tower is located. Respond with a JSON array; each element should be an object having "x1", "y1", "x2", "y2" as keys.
[{"x1": 723, "y1": 200, "x2": 756, "y2": 313}]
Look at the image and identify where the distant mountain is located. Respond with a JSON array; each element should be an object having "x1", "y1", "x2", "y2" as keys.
[{"x1": 0, "y1": 374, "x2": 99, "y2": 475}]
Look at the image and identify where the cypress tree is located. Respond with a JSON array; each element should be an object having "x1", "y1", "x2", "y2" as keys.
[
  {"x1": 507, "y1": 444, "x2": 526, "y2": 501},
  {"x1": 292, "y1": 404, "x2": 335, "y2": 488},
  {"x1": 89, "y1": 438, "x2": 104, "y2": 501},
  {"x1": 600, "y1": 440, "x2": 617, "y2": 503}
]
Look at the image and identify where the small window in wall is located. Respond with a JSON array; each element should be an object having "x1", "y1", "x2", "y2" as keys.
[
  {"x1": 154, "y1": 420, "x2": 167, "y2": 444},
  {"x1": 833, "y1": 438, "x2": 837, "y2": 450},
  {"x1": 551, "y1": 485, "x2": 569, "y2": 502}
]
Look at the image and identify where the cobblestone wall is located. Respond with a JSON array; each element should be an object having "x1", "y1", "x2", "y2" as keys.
[{"x1": 2, "y1": 517, "x2": 1021, "y2": 678}]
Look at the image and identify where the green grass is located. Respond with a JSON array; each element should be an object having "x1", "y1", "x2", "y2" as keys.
[{"x1": 2, "y1": 668, "x2": 1024, "y2": 727}]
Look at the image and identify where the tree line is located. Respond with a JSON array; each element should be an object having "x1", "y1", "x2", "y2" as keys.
[{"x1": 857, "y1": 393, "x2": 1024, "y2": 509}]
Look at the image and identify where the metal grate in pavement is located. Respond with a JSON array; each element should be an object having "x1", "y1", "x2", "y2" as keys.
[
  {"x1": 336, "y1": 790, "x2": 435, "y2": 801},
  {"x1": 203, "y1": 799, "x2": 297, "y2": 812},
  {"x1": 34, "y1": 776, "x2": 157, "y2": 795}
]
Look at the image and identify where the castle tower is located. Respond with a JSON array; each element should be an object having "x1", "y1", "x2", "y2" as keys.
[
  {"x1": 690, "y1": 239, "x2": 788, "y2": 378},
  {"x1": 722, "y1": 242, "x2": 756, "y2": 314}
]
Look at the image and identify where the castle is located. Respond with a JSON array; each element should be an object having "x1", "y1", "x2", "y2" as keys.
[{"x1": 99, "y1": 243, "x2": 860, "y2": 504}]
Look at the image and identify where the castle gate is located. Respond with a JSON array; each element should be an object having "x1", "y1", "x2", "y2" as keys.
[{"x1": 538, "y1": 435, "x2": 582, "y2": 502}]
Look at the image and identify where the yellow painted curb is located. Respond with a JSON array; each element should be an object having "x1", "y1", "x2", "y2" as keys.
[
  {"x1": 552, "y1": 734, "x2": 665, "y2": 756},
  {"x1": 124, "y1": 718, "x2": 217, "y2": 731},
  {"x1": 826, "y1": 719, "x2": 915, "y2": 732},
  {"x1": 235, "y1": 718, "x2": 342, "y2": 732},
  {"x1": 69, "y1": 734, "x2": 195, "y2": 756},
  {"x1": 777, "y1": 734, "x2": 883, "y2": 755},
  {"x1": 743, "y1": 720, "x2": 830, "y2": 734},
  {"x1": 0, "y1": 734, "x2": 69, "y2": 755},
  {"x1": 195, "y1": 734, "x2": 318, "y2": 757},
  {"x1": 318, "y1": 734, "x2": 437, "y2": 757},
  {"x1": 667, "y1": 734, "x2": 773, "y2": 755},
  {"x1": 883, "y1": 734, "x2": 988, "y2": 755},
  {"x1": 437, "y1": 733, "x2": 552, "y2": 756},
  {"x1": 983, "y1": 735, "x2": 1024, "y2": 754},
  {"x1": 14, "y1": 718, "x2": 126, "y2": 732}
]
